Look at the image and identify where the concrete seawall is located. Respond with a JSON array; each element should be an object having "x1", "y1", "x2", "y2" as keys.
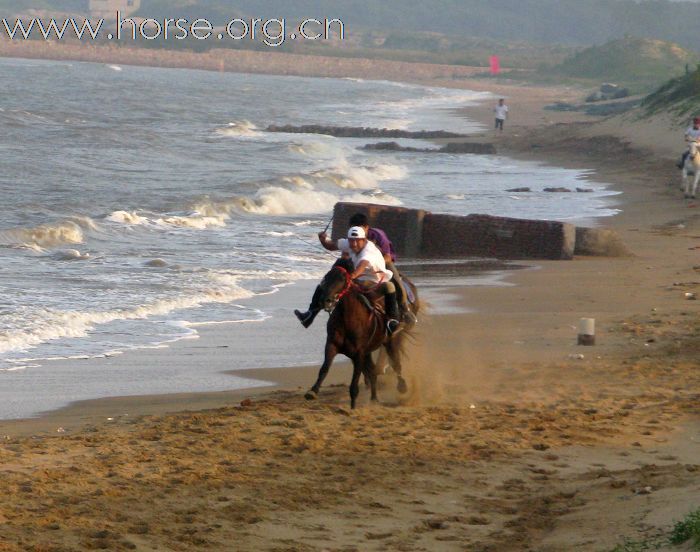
[{"x1": 332, "y1": 202, "x2": 622, "y2": 260}]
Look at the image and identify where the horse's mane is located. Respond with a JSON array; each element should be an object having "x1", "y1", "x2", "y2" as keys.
[{"x1": 333, "y1": 257, "x2": 355, "y2": 274}]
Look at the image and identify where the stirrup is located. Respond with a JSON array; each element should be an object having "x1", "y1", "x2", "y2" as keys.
[
  {"x1": 386, "y1": 319, "x2": 402, "y2": 337},
  {"x1": 294, "y1": 309, "x2": 314, "y2": 328}
]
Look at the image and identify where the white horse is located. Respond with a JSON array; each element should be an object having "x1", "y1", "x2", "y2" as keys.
[{"x1": 682, "y1": 141, "x2": 700, "y2": 198}]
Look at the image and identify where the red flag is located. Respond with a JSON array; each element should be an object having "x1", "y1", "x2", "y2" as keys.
[{"x1": 489, "y1": 56, "x2": 500, "y2": 75}]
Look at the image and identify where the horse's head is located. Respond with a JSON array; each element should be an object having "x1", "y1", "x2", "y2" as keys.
[{"x1": 318, "y1": 258, "x2": 355, "y2": 312}]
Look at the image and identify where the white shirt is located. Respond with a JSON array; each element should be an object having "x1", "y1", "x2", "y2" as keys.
[
  {"x1": 337, "y1": 239, "x2": 393, "y2": 283},
  {"x1": 686, "y1": 126, "x2": 700, "y2": 141},
  {"x1": 494, "y1": 104, "x2": 508, "y2": 120}
]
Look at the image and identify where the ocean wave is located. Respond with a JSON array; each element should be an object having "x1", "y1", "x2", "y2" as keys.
[
  {"x1": 238, "y1": 186, "x2": 402, "y2": 215},
  {"x1": 0, "y1": 276, "x2": 255, "y2": 355},
  {"x1": 106, "y1": 210, "x2": 149, "y2": 225},
  {"x1": 213, "y1": 120, "x2": 261, "y2": 138},
  {"x1": 53, "y1": 248, "x2": 91, "y2": 261},
  {"x1": 0, "y1": 219, "x2": 97, "y2": 248},
  {"x1": 311, "y1": 162, "x2": 408, "y2": 190},
  {"x1": 106, "y1": 209, "x2": 228, "y2": 229}
]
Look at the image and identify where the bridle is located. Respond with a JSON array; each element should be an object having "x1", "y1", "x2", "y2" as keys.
[{"x1": 322, "y1": 265, "x2": 355, "y2": 312}]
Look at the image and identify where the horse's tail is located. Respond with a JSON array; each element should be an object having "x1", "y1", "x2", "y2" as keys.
[{"x1": 393, "y1": 278, "x2": 419, "y2": 357}]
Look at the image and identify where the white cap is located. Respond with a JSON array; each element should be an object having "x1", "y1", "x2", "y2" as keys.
[{"x1": 347, "y1": 226, "x2": 366, "y2": 239}]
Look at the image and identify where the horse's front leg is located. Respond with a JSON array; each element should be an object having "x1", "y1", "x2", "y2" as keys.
[
  {"x1": 349, "y1": 356, "x2": 363, "y2": 409},
  {"x1": 682, "y1": 169, "x2": 688, "y2": 193},
  {"x1": 305, "y1": 342, "x2": 338, "y2": 400},
  {"x1": 692, "y1": 172, "x2": 700, "y2": 199}
]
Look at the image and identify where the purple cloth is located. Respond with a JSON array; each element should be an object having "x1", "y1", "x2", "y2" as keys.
[{"x1": 368, "y1": 227, "x2": 396, "y2": 262}]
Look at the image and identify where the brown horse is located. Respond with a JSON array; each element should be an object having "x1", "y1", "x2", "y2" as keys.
[{"x1": 304, "y1": 258, "x2": 418, "y2": 409}]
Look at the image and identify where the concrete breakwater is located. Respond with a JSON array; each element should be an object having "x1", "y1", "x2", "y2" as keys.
[
  {"x1": 265, "y1": 125, "x2": 468, "y2": 139},
  {"x1": 332, "y1": 202, "x2": 627, "y2": 260}
]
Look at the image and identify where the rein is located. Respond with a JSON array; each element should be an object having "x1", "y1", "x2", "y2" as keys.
[{"x1": 332, "y1": 265, "x2": 356, "y2": 302}]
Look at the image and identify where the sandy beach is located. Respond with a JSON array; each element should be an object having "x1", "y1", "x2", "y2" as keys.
[{"x1": 1, "y1": 45, "x2": 699, "y2": 551}]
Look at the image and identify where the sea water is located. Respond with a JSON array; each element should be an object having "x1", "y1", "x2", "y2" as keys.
[{"x1": 0, "y1": 58, "x2": 619, "y2": 418}]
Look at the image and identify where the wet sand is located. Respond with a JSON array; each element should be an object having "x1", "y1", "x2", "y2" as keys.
[{"x1": 1, "y1": 46, "x2": 699, "y2": 551}]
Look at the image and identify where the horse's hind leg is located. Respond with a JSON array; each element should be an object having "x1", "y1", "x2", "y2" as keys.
[
  {"x1": 306, "y1": 343, "x2": 338, "y2": 400},
  {"x1": 693, "y1": 173, "x2": 700, "y2": 198},
  {"x1": 385, "y1": 339, "x2": 408, "y2": 394}
]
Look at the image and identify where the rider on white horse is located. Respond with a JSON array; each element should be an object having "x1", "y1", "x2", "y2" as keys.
[{"x1": 677, "y1": 117, "x2": 700, "y2": 169}]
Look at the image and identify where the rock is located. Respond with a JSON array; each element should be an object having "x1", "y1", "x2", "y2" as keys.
[
  {"x1": 145, "y1": 258, "x2": 168, "y2": 267},
  {"x1": 544, "y1": 102, "x2": 578, "y2": 111},
  {"x1": 543, "y1": 187, "x2": 572, "y2": 193},
  {"x1": 600, "y1": 82, "x2": 620, "y2": 94},
  {"x1": 576, "y1": 187, "x2": 593, "y2": 193},
  {"x1": 360, "y1": 141, "x2": 496, "y2": 155},
  {"x1": 240, "y1": 399, "x2": 253, "y2": 407},
  {"x1": 585, "y1": 91, "x2": 604, "y2": 103},
  {"x1": 506, "y1": 187, "x2": 531, "y2": 192},
  {"x1": 266, "y1": 124, "x2": 468, "y2": 139},
  {"x1": 441, "y1": 142, "x2": 496, "y2": 154}
]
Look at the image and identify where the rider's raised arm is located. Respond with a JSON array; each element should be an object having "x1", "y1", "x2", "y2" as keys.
[{"x1": 318, "y1": 231, "x2": 339, "y2": 251}]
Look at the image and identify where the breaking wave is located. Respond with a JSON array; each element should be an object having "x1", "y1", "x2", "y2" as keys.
[
  {"x1": 213, "y1": 120, "x2": 261, "y2": 138},
  {"x1": 0, "y1": 276, "x2": 255, "y2": 355},
  {"x1": 0, "y1": 218, "x2": 98, "y2": 249}
]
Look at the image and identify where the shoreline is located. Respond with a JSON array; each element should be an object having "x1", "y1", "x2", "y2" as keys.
[
  {"x1": 0, "y1": 57, "x2": 605, "y2": 425},
  {"x1": 2, "y1": 49, "x2": 699, "y2": 551},
  {"x1": 0, "y1": 59, "x2": 651, "y2": 427}
]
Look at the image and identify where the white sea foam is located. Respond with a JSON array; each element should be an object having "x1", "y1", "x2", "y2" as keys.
[
  {"x1": 237, "y1": 186, "x2": 402, "y2": 215},
  {"x1": 0, "y1": 276, "x2": 255, "y2": 355},
  {"x1": 53, "y1": 248, "x2": 90, "y2": 261},
  {"x1": 108, "y1": 65, "x2": 123, "y2": 71},
  {"x1": 107, "y1": 210, "x2": 149, "y2": 225},
  {"x1": 0, "y1": 220, "x2": 91, "y2": 248},
  {"x1": 107, "y1": 209, "x2": 228, "y2": 229},
  {"x1": 214, "y1": 120, "x2": 261, "y2": 138},
  {"x1": 311, "y1": 162, "x2": 408, "y2": 190},
  {"x1": 157, "y1": 213, "x2": 228, "y2": 229}
]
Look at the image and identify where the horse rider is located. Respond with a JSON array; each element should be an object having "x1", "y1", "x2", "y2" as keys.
[
  {"x1": 320, "y1": 213, "x2": 416, "y2": 325},
  {"x1": 294, "y1": 226, "x2": 403, "y2": 336},
  {"x1": 677, "y1": 116, "x2": 700, "y2": 169}
]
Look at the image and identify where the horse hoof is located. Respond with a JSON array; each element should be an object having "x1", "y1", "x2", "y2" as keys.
[
  {"x1": 397, "y1": 378, "x2": 408, "y2": 394},
  {"x1": 304, "y1": 390, "x2": 317, "y2": 400}
]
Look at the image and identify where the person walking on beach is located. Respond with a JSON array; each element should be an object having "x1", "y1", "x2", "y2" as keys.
[
  {"x1": 677, "y1": 116, "x2": 700, "y2": 169},
  {"x1": 494, "y1": 98, "x2": 508, "y2": 132}
]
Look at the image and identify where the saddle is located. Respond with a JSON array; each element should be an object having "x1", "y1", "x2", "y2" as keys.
[
  {"x1": 355, "y1": 282, "x2": 415, "y2": 315},
  {"x1": 355, "y1": 287, "x2": 385, "y2": 315}
]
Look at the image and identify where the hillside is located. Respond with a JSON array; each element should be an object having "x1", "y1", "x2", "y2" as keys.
[
  {"x1": 549, "y1": 37, "x2": 699, "y2": 90},
  {"x1": 132, "y1": 0, "x2": 700, "y2": 51},
  {"x1": 3, "y1": 0, "x2": 700, "y2": 51},
  {"x1": 641, "y1": 66, "x2": 700, "y2": 117}
]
